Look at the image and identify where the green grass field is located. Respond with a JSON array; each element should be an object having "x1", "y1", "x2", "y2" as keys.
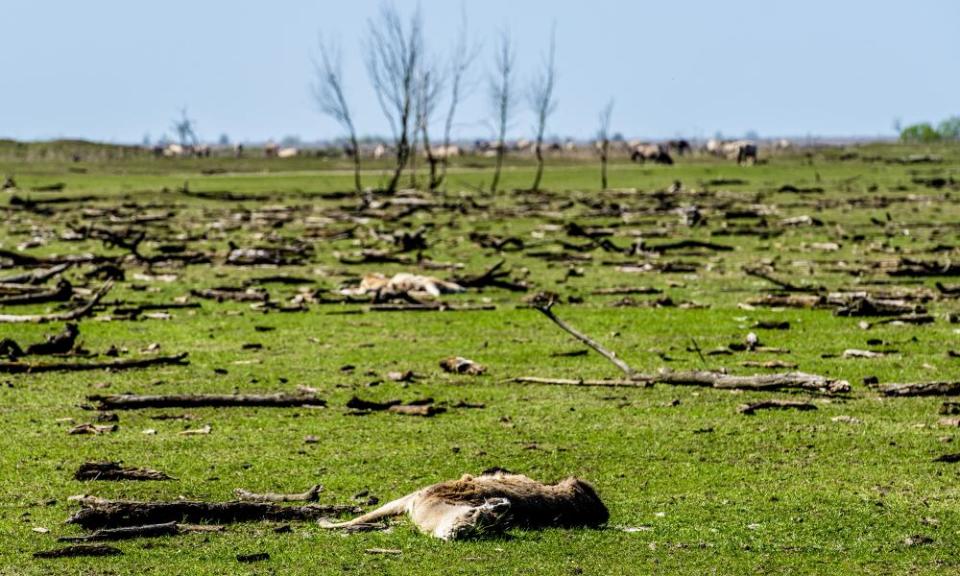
[{"x1": 2, "y1": 143, "x2": 960, "y2": 574}]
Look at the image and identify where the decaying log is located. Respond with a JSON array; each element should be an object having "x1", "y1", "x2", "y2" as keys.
[
  {"x1": 644, "y1": 239, "x2": 734, "y2": 253},
  {"x1": 834, "y1": 297, "x2": 922, "y2": 317},
  {"x1": 737, "y1": 399, "x2": 817, "y2": 415},
  {"x1": 368, "y1": 303, "x2": 496, "y2": 312},
  {"x1": 647, "y1": 370, "x2": 849, "y2": 393},
  {"x1": 746, "y1": 294, "x2": 825, "y2": 308},
  {"x1": 0, "y1": 281, "x2": 113, "y2": 323},
  {"x1": 25, "y1": 323, "x2": 79, "y2": 356},
  {"x1": 878, "y1": 382, "x2": 960, "y2": 397},
  {"x1": 514, "y1": 371, "x2": 848, "y2": 393},
  {"x1": 74, "y1": 462, "x2": 173, "y2": 481},
  {"x1": 0, "y1": 279, "x2": 72, "y2": 305},
  {"x1": 387, "y1": 404, "x2": 445, "y2": 416},
  {"x1": 512, "y1": 377, "x2": 652, "y2": 388},
  {"x1": 190, "y1": 287, "x2": 268, "y2": 303},
  {"x1": 59, "y1": 521, "x2": 179, "y2": 542},
  {"x1": 66, "y1": 499, "x2": 361, "y2": 530},
  {"x1": 89, "y1": 391, "x2": 326, "y2": 410},
  {"x1": 0, "y1": 263, "x2": 72, "y2": 285},
  {"x1": 234, "y1": 485, "x2": 322, "y2": 503},
  {"x1": 346, "y1": 396, "x2": 401, "y2": 411},
  {"x1": 0, "y1": 352, "x2": 188, "y2": 374},
  {"x1": 33, "y1": 544, "x2": 122, "y2": 558}
]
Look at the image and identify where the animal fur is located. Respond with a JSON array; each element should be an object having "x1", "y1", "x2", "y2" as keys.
[{"x1": 322, "y1": 471, "x2": 608, "y2": 540}]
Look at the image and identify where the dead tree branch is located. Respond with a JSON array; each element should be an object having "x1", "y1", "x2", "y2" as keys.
[
  {"x1": 366, "y1": 4, "x2": 423, "y2": 193},
  {"x1": 89, "y1": 391, "x2": 325, "y2": 410},
  {"x1": 313, "y1": 35, "x2": 362, "y2": 192},
  {"x1": 597, "y1": 99, "x2": 614, "y2": 190},
  {"x1": 0, "y1": 352, "x2": 188, "y2": 374},
  {"x1": 0, "y1": 281, "x2": 112, "y2": 323},
  {"x1": 530, "y1": 292, "x2": 635, "y2": 377},
  {"x1": 488, "y1": 29, "x2": 516, "y2": 193},
  {"x1": 528, "y1": 25, "x2": 558, "y2": 192},
  {"x1": 66, "y1": 499, "x2": 361, "y2": 530}
]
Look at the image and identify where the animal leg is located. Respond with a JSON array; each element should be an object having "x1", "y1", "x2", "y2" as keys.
[{"x1": 321, "y1": 492, "x2": 418, "y2": 529}]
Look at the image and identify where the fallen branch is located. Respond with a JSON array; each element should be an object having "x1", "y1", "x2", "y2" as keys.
[
  {"x1": 513, "y1": 371, "x2": 848, "y2": 394},
  {"x1": 649, "y1": 370, "x2": 849, "y2": 393},
  {"x1": 74, "y1": 462, "x2": 173, "y2": 481},
  {"x1": 526, "y1": 292, "x2": 846, "y2": 393},
  {"x1": 878, "y1": 382, "x2": 960, "y2": 397},
  {"x1": 0, "y1": 281, "x2": 113, "y2": 324},
  {"x1": 511, "y1": 376, "x2": 652, "y2": 388},
  {"x1": 33, "y1": 544, "x2": 122, "y2": 558},
  {"x1": 89, "y1": 391, "x2": 325, "y2": 410},
  {"x1": 0, "y1": 279, "x2": 72, "y2": 305},
  {"x1": 58, "y1": 521, "x2": 179, "y2": 542},
  {"x1": 0, "y1": 263, "x2": 72, "y2": 285},
  {"x1": 0, "y1": 352, "x2": 188, "y2": 374},
  {"x1": 234, "y1": 485, "x2": 322, "y2": 503},
  {"x1": 530, "y1": 292, "x2": 635, "y2": 377},
  {"x1": 737, "y1": 399, "x2": 817, "y2": 415},
  {"x1": 368, "y1": 303, "x2": 496, "y2": 312},
  {"x1": 66, "y1": 499, "x2": 361, "y2": 530}
]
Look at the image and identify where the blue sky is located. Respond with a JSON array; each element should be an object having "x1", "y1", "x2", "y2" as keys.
[{"x1": 2, "y1": 0, "x2": 956, "y2": 143}]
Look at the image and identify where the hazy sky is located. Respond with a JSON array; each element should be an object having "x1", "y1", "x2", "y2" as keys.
[{"x1": 2, "y1": 0, "x2": 957, "y2": 143}]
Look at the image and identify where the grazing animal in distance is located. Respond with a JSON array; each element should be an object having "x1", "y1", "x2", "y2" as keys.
[
  {"x1": 737, "y1": 143, "x2": 758, "y2": 165},
  {"x1": 630, "y1": 143, "x2": 674, "y2": 165},
  {"x1": 322, "y1": 470, "x2": 609, "y2": 540}
]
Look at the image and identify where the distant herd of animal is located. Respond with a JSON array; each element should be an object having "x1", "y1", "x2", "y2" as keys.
[{"x1": 152, "y1": 137, "x2": 786, "y2": 165}]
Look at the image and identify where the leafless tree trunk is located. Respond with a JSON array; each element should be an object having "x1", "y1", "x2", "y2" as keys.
[
  {"x1": 488, "y1": 30, "x2": 516, "y2": 194},
  {"x1": 365, "y1": 4, "x2": 423, "y2": 193},
  {"x1": 528, "y1": 28, "x2": 558, "y2": 192},
  {"x1": 438, "y1": 8, "x2": 479, "y2": 190},
  {"x1": 597, "y1": 99, "x2": 614, "y2": 190},
  {"x1": 416, "y1": 68, "x2": 443, "y2": 191},
  {"x1": 172, "y1": 108, "x2": 198, "y2": 149},
  {"x1": 312, "y1": 36, "x2": 362, "y2": 193}
]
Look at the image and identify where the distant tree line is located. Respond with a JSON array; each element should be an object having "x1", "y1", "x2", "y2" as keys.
[{"x1": 900, "y1": 116, "x2": 960, "y2": 143}]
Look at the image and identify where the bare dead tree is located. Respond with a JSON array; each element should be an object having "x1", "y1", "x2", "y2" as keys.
[
  {"x1": 312, "y1": 35, "x2": 362, "y2": 193},
  {"x1": 488, "y1": 30, "x2": 516, "y2": 194},
  {"x1": 597, "y1": 99, "x2": 614, "y2": 190},
  {"x1": 416, "y1": 66, "x2": 444, "y2": 190},
  {"x1": 527, "y1": 27, "x2": 558, "y2": 192},
  {"x1": 365, "y1": 4, "x2": 423, "y2": 193},
  {"x1": 438, "y1": 7, "x2": 480, "y2": 189},
  {"x1": 171, "y1": 108, "x2": 198, "y2": 149}
]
